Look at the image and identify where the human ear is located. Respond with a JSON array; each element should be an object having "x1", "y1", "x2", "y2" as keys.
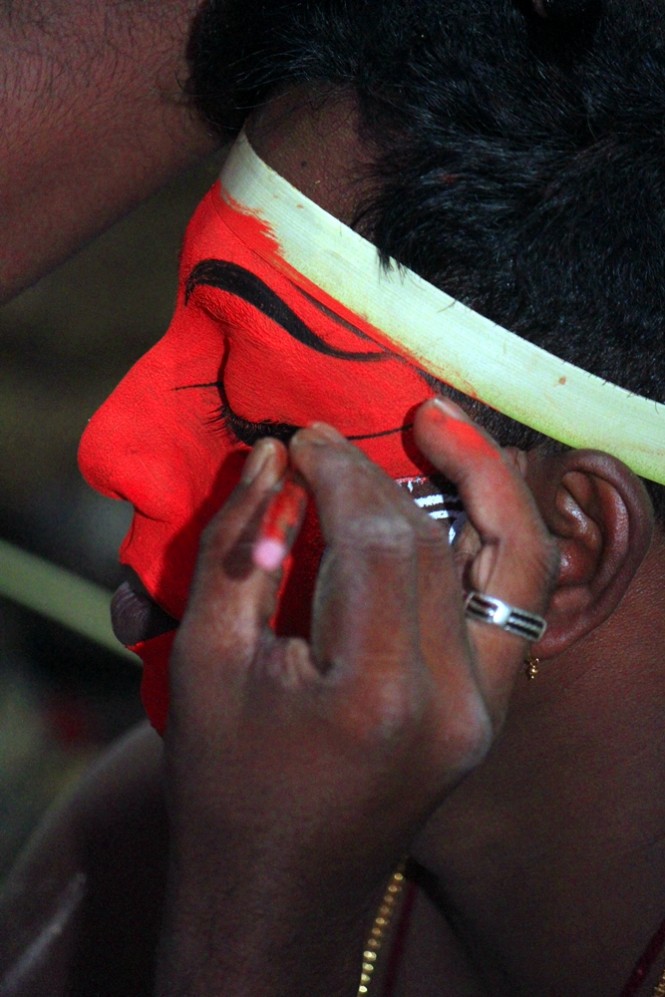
[{"x1": 524, "y1": 449, "x2": 655, "y2": 657}]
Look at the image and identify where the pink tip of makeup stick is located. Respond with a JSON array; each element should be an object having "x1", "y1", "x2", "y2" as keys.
[{"x1": 253, "y1": 537, "x2": 288, "y2": 572}]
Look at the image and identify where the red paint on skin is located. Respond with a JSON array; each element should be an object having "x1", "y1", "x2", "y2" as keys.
[
  {"x1": 78, "y1": 183, "x2": 438, "y2": 733},
  {"x1": 219, "y1": 189, "x2": 400, "y2": 354},
  {"x1": 424, "y1": 403, "x2": 498, "y2": 462},
  {"x1": 448, "y1": 421, "x2": 499, "y2": 460},
  {"x1": 131, "y1": 630, "x2": 176, "y2": 735}
]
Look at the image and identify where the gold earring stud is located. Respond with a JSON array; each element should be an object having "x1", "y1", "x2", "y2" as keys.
[{"x1": 524, "y1": 655, "x2": 540, "y2": 680}]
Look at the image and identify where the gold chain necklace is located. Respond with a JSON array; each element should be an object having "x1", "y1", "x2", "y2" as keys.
[
  {"x1": 653, "y1": 965, "x2": 665, "y2": 996},
  {"x1": 357, "y1": 862, "x2": 407, "y2": 996},
  {"x1": 357, "y1": 867, "x2": 665, "y2": 997}
]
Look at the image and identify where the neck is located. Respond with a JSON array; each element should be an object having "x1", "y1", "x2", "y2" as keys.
[{"x1": 411, "y1": 529, "x2": 665, "y2": 994}]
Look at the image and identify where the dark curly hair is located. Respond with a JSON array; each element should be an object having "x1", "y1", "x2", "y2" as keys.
[{"x1": 187, "y1": 0, "x2": 665, "y2": 517}]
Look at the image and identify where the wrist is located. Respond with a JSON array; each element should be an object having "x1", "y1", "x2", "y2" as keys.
[{"x1": 155, "y1": 851, "x2": 392, "y2": 997}]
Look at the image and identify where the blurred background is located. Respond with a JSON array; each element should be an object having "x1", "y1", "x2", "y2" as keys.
[{"x1": 0, "y1": 151, "x2": 224, "y2": 881}]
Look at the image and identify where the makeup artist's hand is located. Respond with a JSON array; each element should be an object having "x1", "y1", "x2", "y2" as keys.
[{"x1": 156, "y1": 398, "x2": 557, "y2": 997}]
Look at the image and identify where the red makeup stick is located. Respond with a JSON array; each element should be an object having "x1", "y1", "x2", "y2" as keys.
[{"x1": 253, "y1": 476, "x2": 307, "y2": 572}]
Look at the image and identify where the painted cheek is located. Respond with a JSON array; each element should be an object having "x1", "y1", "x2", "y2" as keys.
[
  {"x1": 119, "y1": 448, "x2": 246, "y2": 623},
  {"x1": 134, "y1": 630, "x2": 176, "y2": 735}
]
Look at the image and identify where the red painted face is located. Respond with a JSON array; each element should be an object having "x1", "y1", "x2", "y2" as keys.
[{"x1": 78, "y1": 180, "x2": 435, "y2": 732}]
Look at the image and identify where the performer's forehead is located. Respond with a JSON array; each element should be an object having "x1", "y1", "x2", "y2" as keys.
[
  {"x1": 175, "y1": 177, "x2": 432, "y2": 472},
  {"x1": 180, "y1": 191, "x2": 390, "y2": 353}
]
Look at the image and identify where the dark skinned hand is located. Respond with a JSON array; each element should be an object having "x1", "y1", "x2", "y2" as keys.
[{"x1": 156, "y1": 398, "x2": 558, "y2": 997}]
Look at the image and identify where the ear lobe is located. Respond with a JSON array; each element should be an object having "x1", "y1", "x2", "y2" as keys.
[{"x1": 526, "y1": 450, "x2": 654, "y2": 657}]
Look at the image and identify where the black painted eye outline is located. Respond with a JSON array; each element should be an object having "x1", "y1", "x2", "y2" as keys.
[
  {"x1": 216, "y1": 392, "x2": 299, "y2": 447},
  {"x1": 175, "y1": 378, "x2": 413, "y2": 447}
]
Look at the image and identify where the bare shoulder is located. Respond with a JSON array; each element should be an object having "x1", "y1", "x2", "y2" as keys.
[{"x1": 0, "y1": 723, "x2": 168, "y2": 997}]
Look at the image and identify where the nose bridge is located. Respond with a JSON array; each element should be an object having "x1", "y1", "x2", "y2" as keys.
[{"x1": 78, "y1": 339, "x2": 183, "y2": 516}]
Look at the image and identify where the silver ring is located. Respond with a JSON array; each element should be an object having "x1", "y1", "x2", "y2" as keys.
[{"x1": 464, "y1": 591, "x2": 547, "y2": 642}]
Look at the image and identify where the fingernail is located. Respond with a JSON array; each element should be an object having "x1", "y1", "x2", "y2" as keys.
[
  {"x1": 430, "y1": 396, "x2": 470, "y2": 421},
  {"x1": 309, "y1": 421, "x2": 346, "y2": 441},
  {"x1": 292, "y1": 422, "x2": 345, "y2": 447},
  {"x1": 242, "y1": 439, "x2": 276, "y2": 484}
]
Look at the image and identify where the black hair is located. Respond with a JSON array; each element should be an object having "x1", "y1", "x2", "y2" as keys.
[{"x1": 187, "y1": 0, "x2": 665, "y2": 517}]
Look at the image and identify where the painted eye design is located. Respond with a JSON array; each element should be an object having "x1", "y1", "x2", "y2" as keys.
[
  {"x1": 181, "y1": 258, "x2": 389, "y2": 447},
  {"x1": 217, "y1": 398, "x2": 300, "y2": 447},
  {"x1": 396, "y1": 476, "x2": 467, "y2": 544},
  {"x1": 174, "y1": 378, "x2": 301, "y2": 446}
]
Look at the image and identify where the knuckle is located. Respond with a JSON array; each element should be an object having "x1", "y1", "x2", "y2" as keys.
[
  {"x1": 337, "y1": 506, "x2": 447, "y2": 560},
  {"x1": 435, "y1": 697, "x2": 494, "y2": 777},
  {"x1": 336, "y1": 672, "x2": 494, "y2": 786},
  {"x1": 341, "y1": 512, "x2": 417, "y2": 555},
  {"x1": 303, "y1": 439, "x2": 366, "y2": 487},
  {"x1": 332, "y1": 665, "x2": 428, "y2": 746},
  {"x1": 364, "y1": 670, "x2": 426, "y2": 738}
]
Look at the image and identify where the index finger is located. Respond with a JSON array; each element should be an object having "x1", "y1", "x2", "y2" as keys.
[{"x1": 171, "y1": 438, "x2": 293, "y2": 702}]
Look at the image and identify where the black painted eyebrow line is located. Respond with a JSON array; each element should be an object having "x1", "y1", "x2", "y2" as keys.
[
  {"x1": 185, "y1": 259, "x2": 386, "y2": 363},
  {"x1": 290, "y1": 284, "x2": 378, "y2": 344}
]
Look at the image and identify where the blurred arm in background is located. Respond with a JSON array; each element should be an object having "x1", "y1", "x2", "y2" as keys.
[{"x1": 0, "y1": 0, "x2": 217, "y2": 303}]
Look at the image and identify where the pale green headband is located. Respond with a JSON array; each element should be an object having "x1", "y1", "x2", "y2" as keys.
[{"x1": 220, "y1": 132, "x2": 665, "y2": 486}]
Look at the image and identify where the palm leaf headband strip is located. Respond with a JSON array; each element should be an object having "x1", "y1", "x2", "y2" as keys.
[{"x1": 219, "y1": 132, "x2": 665, "y2": 487}]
